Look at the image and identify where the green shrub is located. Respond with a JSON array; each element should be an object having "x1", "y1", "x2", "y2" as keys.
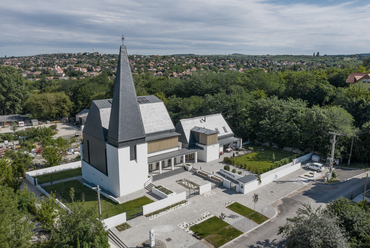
[
  {"x1": 232, "y1": 168, "x2": 236, "y2": 173},
  {"x1": 238, "y1": 171, "x2": 242, "y2": 175},
  {"x1": 332, "y1": 170, "x2": 337, "y2": 179},
  {"x1": 224, "y1": 165, "x2": 230, "y2": 171}
]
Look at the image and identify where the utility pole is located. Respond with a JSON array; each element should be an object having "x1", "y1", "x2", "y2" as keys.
[
  {"x1": 93, "y1": 185, "x2": 102, "y2": 219},
  {"x1": 348, "y1": 136, "x2": 354, "y2": 165},
  {"x1": 329, "y1": 132, "x2": 342, "y2": 173}
]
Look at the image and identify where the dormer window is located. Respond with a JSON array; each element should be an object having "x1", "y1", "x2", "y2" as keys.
[{"x1": 223, "y1": 126, "x2": 228, "y2": 133}]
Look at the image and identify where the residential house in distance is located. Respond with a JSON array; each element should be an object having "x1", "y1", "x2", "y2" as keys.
[
  {"x1": 53, "y1": 65, "x2": 65, "y2": 77},
  {"x1": 81, "y1": 42, "x2": 241, "y2": 198},
  {"x1": 346, "y1": 72, "x2": 370, "y2": 91}
]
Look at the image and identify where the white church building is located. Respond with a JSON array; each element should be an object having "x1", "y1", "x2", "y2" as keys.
[{"x1": 81, "y1": 42, "x2": 242, "y2": 197}]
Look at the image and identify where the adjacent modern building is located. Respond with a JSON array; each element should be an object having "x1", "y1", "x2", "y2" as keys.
[{"x1": 81, "y1": 42, "x2": 241, "y2": 197}]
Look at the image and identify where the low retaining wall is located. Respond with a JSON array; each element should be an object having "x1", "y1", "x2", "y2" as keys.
[
  {"x1": 199, "y1": 183, "x2": 211, "y2": 195},
  {"x1": 83, "y1": 183, "x2": 120, "y2": 204},
  {"x1": 142, "y1": 192, "x2": 186, "y2": 215},
  {"x1": 36, "y1": 185, "x2": 69, "y2": 209},
  {"x1": 26, "y1": 161, "x2": 81, "y2": 185},
  {"x1": 102, "y1": 212, "x2": 126, "y2": 230},
  {"x1": 151, "y1": 186, "x2": 175, "y2": 199},
  {"x1": 219, "y1": 169, "x2": 243, "y2": 180}
]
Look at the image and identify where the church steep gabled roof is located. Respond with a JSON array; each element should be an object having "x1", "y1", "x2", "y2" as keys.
[{"x1": 106, "y1": 45, "x2": 145, "y2": 147}]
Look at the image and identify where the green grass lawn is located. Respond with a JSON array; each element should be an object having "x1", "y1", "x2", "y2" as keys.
[
  {"x1": 227, "y1": 202, "x2": 269, "y2": 224},
  {"x1": 36, "y1": 168, "x2": 82, "y2": 184},
  {"x1": 190, "y1": 216, "x2": 229, "y2": 238},
  {"x1": 43, "y1": 180, "x2": 153, "y2": 219},
  {"x1": 206, "y1": 225, "x2": 243, "y2": 248},
  {"x1": 235, "y1": 145, "x2": 293, "y2": 171}
]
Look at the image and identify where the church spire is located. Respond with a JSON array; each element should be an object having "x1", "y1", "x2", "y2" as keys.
[{"x1": 106, "y1": 43, "x2": 145, "y2": 147}]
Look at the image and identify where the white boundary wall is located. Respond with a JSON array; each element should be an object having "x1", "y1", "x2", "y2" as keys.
[
  {"x1": 26, "y1": 161, "x2": 81, "y2": 185},
  {"x1": 142, "y1": 192, "x2": 186, "y2": 215},
  {"x1": 102, "y1": 212, "x2": 126, "y2": 230},
  {"x1": 199, "y1": 183, "x2": 212, "y2": 194},
  {"x1": 240, "y1": 153, "x2": 312, "y2": 194},
  {"x1": 36, "y1": 185, "x2": 69, "y2": 209},
  {"x1": 223, "y1": 179, "x2": 231, "y2": 189}
]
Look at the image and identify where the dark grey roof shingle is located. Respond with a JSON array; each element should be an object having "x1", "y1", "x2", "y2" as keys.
[{"x1": 107, "y1": 45, "x2": 145, "y2": 146}]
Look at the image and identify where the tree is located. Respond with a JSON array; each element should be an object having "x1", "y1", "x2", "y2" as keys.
[
  {"x1": 0, "y1": 66, "x2": 29, "y2": 115},
  {"x1": 9, "y1": 122, "x2": 18, "y2": 133},
  {"x1": 327, "y1": 197, "x2": 370, "y2": 246},
  {"x1": 5, "y1": 149, "x2": 33, "y2": 181},
  {"x1": 34, "y1": 193, "x2": 59, "y2": 231},
  {"x1": 278, "y1": 203, "x2": 349, "y2": 248},
  {"x1": 0, "y1": 185, "x2": 34, "y2": 248},
  {"x1": 0, "y1": 157, "x2": 20, "y2": 190},
  {"x1": 42, "y1": 146, "x2": 62, "y2": 167},
  {"x1": 51, "y1": 201, "x2": 109, "y2": 248},
  {"x1": 363, "y1": 57, "x2": 370, "y2": 69},
  {"x1": 25, "y1": 92, "x2": 73, "y2": 119}
]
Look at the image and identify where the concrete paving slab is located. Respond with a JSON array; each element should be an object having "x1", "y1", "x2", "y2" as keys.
[
  {"x1": 231, "y1": 217, "x2": 258, "y2": 233},
  {"x1": 257, "y1": 204, "x2": 276, "y2": 219},
  {"x1": 188, "y1": 241, "x2": 209, "y2": 248}
]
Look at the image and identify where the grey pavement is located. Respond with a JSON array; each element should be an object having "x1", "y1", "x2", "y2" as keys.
[
  {"x1": 112, "y1": 167, "x2": 311, "y2": 248},
  {"x1": 223, "y1": 169, "x2": 370, "y2": 248}
]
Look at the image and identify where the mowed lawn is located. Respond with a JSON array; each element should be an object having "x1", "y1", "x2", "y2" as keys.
[
  {"x1": 227, "y1": 202, "x2": 269, "y2": 224},
  {"x1": 235, "y1": 145, "x2": 293, "y2": 170},
  {"x1": 43, "y1": 180, "x2": 153, "y2": 219},
  {"x1": 36, "y1": 168, "x2": 82, "y2": 184},
  {"x1": 190, "y1": 216, "x2": 242, "y2": 247}
]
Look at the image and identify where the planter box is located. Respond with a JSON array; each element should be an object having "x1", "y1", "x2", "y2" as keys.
[{"x1": 152, "y1": 185, "x2": 175, "y2": 199}]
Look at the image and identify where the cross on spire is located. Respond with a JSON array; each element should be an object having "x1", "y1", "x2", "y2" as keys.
[{"x1": 121, "y1": 35, "x2": 125, "y2": 45}]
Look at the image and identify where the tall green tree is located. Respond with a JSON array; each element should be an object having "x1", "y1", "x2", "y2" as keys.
[
  {"x1": 327, "y1": 197, "x2": 370, "y2": 246},
  {"x1": 278, "y1": 203, "x2": 349, "y2": 248},
  {"x1": 0, "y1": 66, "x2": 29, "y2": 115},
  {"x1": 51, "y1": 202, "x2": 109, "y2": 248},
  {"x1": 25, "y1": 92, "x2": 73, "y2": 119},
  {"x1": 0, "y1": 185, "x2": 34, "y2": 248},
  {"x1": 42, "y1": 146, "x2": 62, "y2": 167}
]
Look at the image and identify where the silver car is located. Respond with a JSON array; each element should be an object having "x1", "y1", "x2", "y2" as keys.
[{"x1": 306, "y1": 162, "x2": 324, "y2": 172}]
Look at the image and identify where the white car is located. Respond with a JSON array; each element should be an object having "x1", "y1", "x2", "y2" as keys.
[{"x1": 306, "y1": 162, "x2": 324, "y2": 172}]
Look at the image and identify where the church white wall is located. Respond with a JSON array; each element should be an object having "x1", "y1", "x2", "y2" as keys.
[
  {"x1": 196, "y1": 143, "x2": 220, "y2": 162},
  {"x1": 81, "y1": 159, "x2": 120, "y2": 197},
  {"x1": 116, "y1": 142, "x2": 149, "y2": 197}
]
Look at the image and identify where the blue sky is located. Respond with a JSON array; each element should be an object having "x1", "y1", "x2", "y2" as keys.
[{"x1": 0, "y1": 0, "x2": 369, "y2": 56}]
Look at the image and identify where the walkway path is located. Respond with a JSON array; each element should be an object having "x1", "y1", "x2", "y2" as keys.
[{"x1": 112, "y1": 168, "x2": 311, "y2": 248}]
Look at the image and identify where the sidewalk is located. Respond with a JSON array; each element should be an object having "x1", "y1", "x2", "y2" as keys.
[{"x1": 113, "y1": 168, "x2": 310, "y2": 248}]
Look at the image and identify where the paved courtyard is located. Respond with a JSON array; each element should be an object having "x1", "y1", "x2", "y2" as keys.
[{"x1": 111, "y1": 165, "x2": 313, "y2": 248}]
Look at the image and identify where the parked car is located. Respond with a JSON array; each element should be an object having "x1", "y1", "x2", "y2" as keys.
[{"x1": 306, "y1": 162, "x2": 324, "y2": 172}]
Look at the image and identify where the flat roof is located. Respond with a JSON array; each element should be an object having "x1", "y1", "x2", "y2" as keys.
[
  {"x1": 148, "y1": 146, "x2": 203, "y2": 164},
  {"x1": 237, "y1": 174, "x2": 257, "y2": 184},
  {"x1": 218, "y1": 136, "x2": 240, "y2": 146}
]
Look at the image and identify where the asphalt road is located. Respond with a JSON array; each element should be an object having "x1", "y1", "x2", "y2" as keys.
[{"x1": 224, "y1": 172, "x2": 370, "y2": 248}]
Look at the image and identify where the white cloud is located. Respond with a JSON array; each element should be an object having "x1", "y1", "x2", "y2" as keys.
[{"x1": 0, "y1": 0, "x2": 369, "y2": 56}]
